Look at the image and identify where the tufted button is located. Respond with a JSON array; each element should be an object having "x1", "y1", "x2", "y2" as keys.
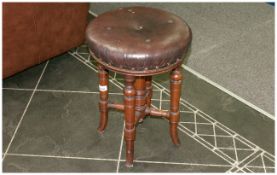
[
  {"x1": 137, "y1": 26, "x2": 143, "y2": 30},
  {"x1": 106, "y1": 27, "x2": 112, "y2": 30},
  {"x1": 167, "y1": 19, "x2": 174, "y2": 23},
  {"x1": 145, "y1": 39, "x2": 151, "y2": 43},
  {"x1": 128, "y1": 9, "x2": 135, "y2": 13}
]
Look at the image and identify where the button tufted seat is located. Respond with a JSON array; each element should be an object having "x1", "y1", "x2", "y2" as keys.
[{"x1": 86, "y1": 6, "x2": 192, "y2": 76}]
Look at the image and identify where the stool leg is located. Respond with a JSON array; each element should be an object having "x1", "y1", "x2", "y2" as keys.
[
  {"x1": 135, "y1": 77, "x2": 146, "y2": 123},
  {"x1": 124, "y1": 75, "x2": 136, "y2": 167},
  {"x1": 97, "y1": 65, "x2": 109, "y2": 134},
  {"x1": 169, "y1": 67, "x2": 182, "y2": 145},
  {"x1": 145, "y1": 76, "x2": 153, "y2": 108}
]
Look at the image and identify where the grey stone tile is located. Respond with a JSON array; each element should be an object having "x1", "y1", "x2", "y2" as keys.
[
  {"x1": 3, "y1": 62, "x2": 46, "y2": 89},
  {"x1": 3, "y1": 155, "x2": 117, "y2": 172},
  {"x1": 9, "y1": 92, "x2": 124, "y2": 159},
  {"x1": 90, "y1": 3, "x2": 199, "y2": 17},
  {"x1": 3, "y1": 90, "x2": 32, "y2": 152},
  {"x1": 157, "y1": 69, "x2": 274, "y2": 154},
  {"x1": 187, "y1": 20, "x2": 274, "y2": 115},
  {"x1": 120, "y1": 116, "x2": 230, "y2": 165},
  {"x1": 38, "y1": 53, "x2": 120, "y2": 93},
  {"x1": 190, "y1": 3, "x2": 274, "y2": 32},
  {"x1": 119, "y1": 161, "x2": 230, "y2": 172}
]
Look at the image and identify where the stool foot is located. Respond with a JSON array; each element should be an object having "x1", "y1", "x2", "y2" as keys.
[
  {"x1": 170, "y1": 124, "x2": 180, "y2": 145},
  {"x1": 97, "y1": 128, "x2": 105, "y2": 135},
  {"x1": 125, "y1": 140, "x2": 134, "y2": 167},
  {"x1": 134, "y1": 77, "x2": 146, "y2": 123},
  {"x1": 97, "y1": 111, "x2": 108, "y2": 133}
]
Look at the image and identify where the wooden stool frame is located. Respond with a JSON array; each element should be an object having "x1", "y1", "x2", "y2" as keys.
[{"x1": 97, "y1": 64, "x2": 183, "y2": 167}]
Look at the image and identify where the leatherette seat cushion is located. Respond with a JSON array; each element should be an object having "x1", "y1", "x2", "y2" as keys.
[{"x1": 86, "y1": 6, "x2": 192, "y2": 75}]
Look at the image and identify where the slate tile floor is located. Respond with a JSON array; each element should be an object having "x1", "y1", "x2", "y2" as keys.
[{"x1": 2, "y1": 44, "x2": 275, "y2": 172}]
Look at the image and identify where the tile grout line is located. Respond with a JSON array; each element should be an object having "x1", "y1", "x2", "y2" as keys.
[
  {"x1": 159, "y1": 88, "x2": 163, "y2": 110},
  {"x1": 2, "y1": 61, "x2": 49, "y2": 161},
  {"x1": 6, "y1": 153, "x2": 235, "y2": 168},
  {"x1": 3, "y1": 87, "x2": 123, "y2": 95},
  {"x1": 2, "y1": 87, "x2": 34, "y2": 91},
  {"x1": 243, "y1": 167, "x2": 253, "y2": 173},
  {"x1": 6, "y1": 153, "x2": 117, "y2": 162},
  {"x1": 263, "y1": 153, "x2": 274, "y2": 162},
  {"x1": 35, "y1": 89, "x2": 122, "y2": 95},
  {"x1": 88, "y1": 10, "x2": 98, "y2": 17},
  {"x1": 232, "y1": 137, "x2": 239, "y2": 164},
  {"x1": 193, "y1": 110, "x2": 198, "y2": 134},
  {"x1": 196, "y1": 134, "x2": 235, "y2": 138},
  {"x1": 212, "y1": 123, "x2": 217, "y2": 148},
  {"x1": 68, "y1": 52, "x2": 98, "y2": 72},
  {"x1": 260, "y1": 153, "x2": 267, "y2": 173},
  {"x1": 116, "y1": 123, "x2": 125, "y2": 172},
  {"x1": 132, "y1": 159, "x2": 231, "y2": 167}
]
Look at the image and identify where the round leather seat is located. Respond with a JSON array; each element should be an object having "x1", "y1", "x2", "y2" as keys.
[{"x1": 86, "y1": 6, "x2": 192, "y2": 75}]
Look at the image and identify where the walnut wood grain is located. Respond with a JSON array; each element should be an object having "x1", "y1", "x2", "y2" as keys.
[
  {"x1": 124, "y1": 75, "x2": 136, "y2": 167},
  {"x1": 169, "y1": 67, "x2": 182, "y2": 145},
  {"x1": 134, "y1": 77, "x2": 146, "y2": 123},
  {"x1": 145, "y1": 76, "x2": 152, "y2": 109}
]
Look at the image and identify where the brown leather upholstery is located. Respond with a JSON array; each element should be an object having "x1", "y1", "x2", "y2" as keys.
[
  {"x1": 86, "y1": 6, "x2": 192, "y2": 76},
  {"x1": 3, "y1": 3, "x2": 89, "y2": 78}
]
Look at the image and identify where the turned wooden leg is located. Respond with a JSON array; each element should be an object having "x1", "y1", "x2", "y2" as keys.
[
  {"x1": 134, "y1": 77, "x2": 146, "y2": 123},
  {"x1": 169, "y1": 67, "x2": 182, "y2": 145},
  {"x1": 124, "y1": 75, "x2": 136, "y2": 167},
  {"x1": 145, "y1": 76, "x2": 152, "y2": 108},
  {"x1": 97, "y1": 65, "x2": 109, "y2": 134}
]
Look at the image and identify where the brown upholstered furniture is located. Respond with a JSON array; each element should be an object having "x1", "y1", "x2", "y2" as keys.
[
  {"x1": 3, "y1": 3, "x2": 89, "y2": 78},
  {"x1": 86, "y1": 6, "x2": 192, "y2": 167}
]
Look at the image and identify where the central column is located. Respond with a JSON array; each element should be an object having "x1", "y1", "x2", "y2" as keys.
[{"x1": 134, "y1": 77, "x2": 146, "y2": 123}]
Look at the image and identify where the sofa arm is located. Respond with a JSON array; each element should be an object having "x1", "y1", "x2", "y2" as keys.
[{"x1": 3, "y1": 3, "x2": 89, "y2": 78}]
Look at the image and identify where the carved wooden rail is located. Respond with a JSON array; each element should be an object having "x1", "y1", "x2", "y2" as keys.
[{"x1": 108, "y1": 102, "x2": 170, "y2": 124}]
